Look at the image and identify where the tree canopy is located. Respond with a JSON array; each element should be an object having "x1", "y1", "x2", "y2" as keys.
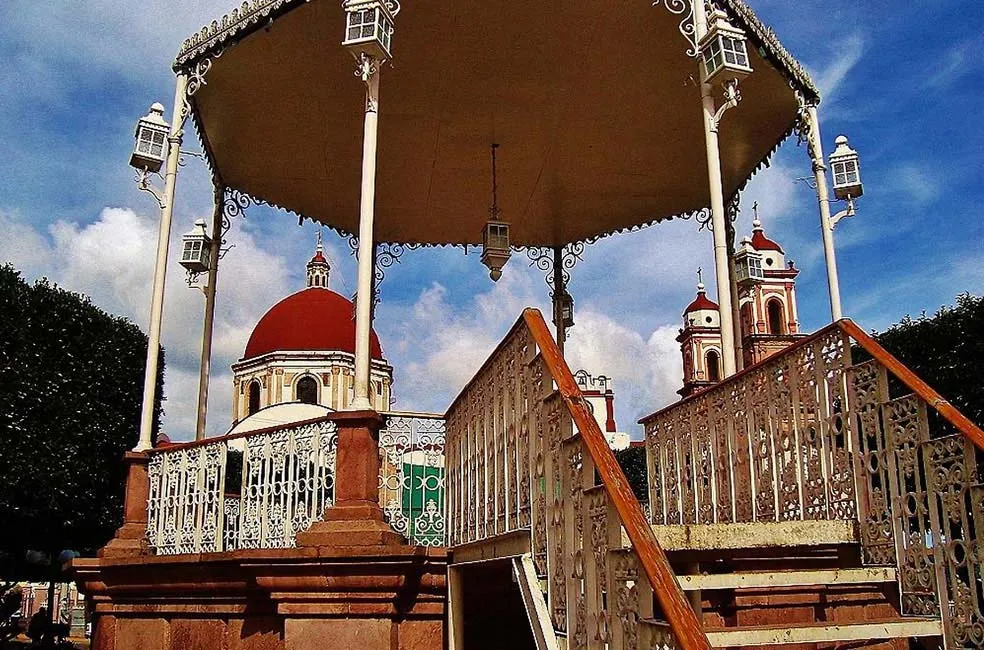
[
  {"x1": 873, "y1": 293, "x2": 984, "y2": 428},
  {"x1": 0, "y1": 265, "x2": 164, "y2": 577}
]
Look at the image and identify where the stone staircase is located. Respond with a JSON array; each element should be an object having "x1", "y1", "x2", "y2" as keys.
[{"x1": 445, "y1": 312, "x2": 982, "y2": 650}]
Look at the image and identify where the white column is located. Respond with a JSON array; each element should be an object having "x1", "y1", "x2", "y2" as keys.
[
  {"x1": 135, "y1": 73, "x2": 189, "y2": 451},
  {"x1": 694, "y1": 5, "x2": 737, "y2": 378},
  {"x1": 806, "y1": 105, "x2": 844, "y2": 321},
  {"x1": 194, "y1": 185, "x2": 225, "y2": 440},
  {"x1": 351, "y1": 57, "x2": 381, "y2": 411}
]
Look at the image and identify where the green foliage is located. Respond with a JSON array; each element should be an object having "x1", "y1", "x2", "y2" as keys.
[
  {"x1": 0, "y1": 265, "x2": 164, "y2": 575},
  {"x1": 873, "y1": 294, "x2": 984, "y2": 428},
  {"x1": 614, "y1": 445, "x2": 649, "y2": 504}
]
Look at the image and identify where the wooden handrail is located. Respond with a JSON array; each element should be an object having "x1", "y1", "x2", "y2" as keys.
[
  {"x1": 522, "y1": 309, "x2": 712, "y2": 650},
  {"x1": 838, "y1": 319, "x2": 984, "y2": 453}
]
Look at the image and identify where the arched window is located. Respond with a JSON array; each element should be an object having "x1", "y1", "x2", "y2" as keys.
[
  {"x1": 248, "y1": 380, "x2": 261, "y2": 416},
  {"x1": 706, "y1": 350, "x2": 721, "y2": 383},
  {"x1": 740, "y1": 302, "x2": 754, "y2": 338},
  {"x1": 296, "y1": 376, "x2": 318, "y2": 405},
  {"x1": 767, "y1": 299, "x2": 785, "y2": 335}
]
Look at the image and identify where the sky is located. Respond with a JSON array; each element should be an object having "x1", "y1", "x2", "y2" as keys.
[{"x1": 0, "y1": 1, "x2": 981, "y2": 442}]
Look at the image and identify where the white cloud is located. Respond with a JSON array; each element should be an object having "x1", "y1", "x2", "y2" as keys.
[{"x1": 814, "y1": 32, "x2": 864, "y2": 100}]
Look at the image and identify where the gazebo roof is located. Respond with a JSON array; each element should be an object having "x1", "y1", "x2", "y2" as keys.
[{"x1": 176, "y1": 0, "x2": 818, "y2": 247}]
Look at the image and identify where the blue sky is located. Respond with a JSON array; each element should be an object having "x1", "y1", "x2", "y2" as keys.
[{"x1": 1, "y1": 1, "x2": 981, "y2": 441}]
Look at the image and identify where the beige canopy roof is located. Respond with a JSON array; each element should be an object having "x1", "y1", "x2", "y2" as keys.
[{"x1": 178, "y1": 0, "x2": 817, "y2": 247}]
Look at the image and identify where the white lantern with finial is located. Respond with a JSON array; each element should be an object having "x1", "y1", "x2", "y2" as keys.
[
  {"x1": 481, "y1": 221, "x2": 511, "y2": 282},
  {"x1": 699, "y1": 9, "x2": 753, "y2": 84},
  {"x1": 129, "y1": 103, "x2": 170, "y2": 173},
  {"x1": 179, "y1": 219, "x2": 212, "y2": 273},
  {"x1": 481, "y1": 144, "x2": 511, "y2": 281},
  {"x1": 829, "y1": 135, "x2": 863, "y2": 201},
  {"x1": 342, "y1": 0, "x2": 398, "y2": 60}
]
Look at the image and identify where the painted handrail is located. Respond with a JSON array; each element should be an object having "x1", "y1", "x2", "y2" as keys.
[{"x1": 522, "y1": 309, "x2": 712, "y2": 650}]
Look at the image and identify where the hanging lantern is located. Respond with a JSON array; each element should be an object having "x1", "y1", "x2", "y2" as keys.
[
  {"x1": 829, "y1": 135, "x2": 863, "y2": 201},
  {"x1": 555, "y1": 291, "x2": 575, "y2": 328},
  {"x1": 481, "y1": 221, "x2": 511, "y2": 282},
  {"x1": 699, "y1": 9, "x2": 753, "y2": 83},
  {"x1": 734, "y1": 241, "x2": 765, "y2": 285},
  {"x1": 342, "y1": 0, "x2": 397, "y2": 60},
  {"x1": 179, "y1": 219, "x2": 212, "y2": 273},
  {"x1": 129, "y1": 103, "x2": 170, "y2": 173}
]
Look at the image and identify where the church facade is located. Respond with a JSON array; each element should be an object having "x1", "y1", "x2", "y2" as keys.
[{"x1": 678, "y1": 217, "x2": 805, "y2": 397}]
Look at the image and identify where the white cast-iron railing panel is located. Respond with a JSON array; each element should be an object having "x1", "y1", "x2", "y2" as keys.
[
  {"x1": 379, "y1": 413, "x2": 447, "y2": 546},
  {"x1": 147, "y1": 439, "x2": 228, "y2": 555}
]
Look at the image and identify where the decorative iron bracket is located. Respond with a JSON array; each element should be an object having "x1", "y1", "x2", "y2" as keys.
[
  {"x1": 652, "y1": 0, "x2": 699, "y2": 57},
  {"x1": 526, "y1": 242, "x2": 584, "y2": 297},
  {"x1": 710, "y1": 78, "x2": 742, "y2": 133}
]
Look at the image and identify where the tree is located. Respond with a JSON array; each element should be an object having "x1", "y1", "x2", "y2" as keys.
[
  {"x1": 0, "y1": 265, "x2": 165, "y2": 577},
  {"x1": 615, "y1": 445, "x2": 649, "y2": 505},
  {"x1": 872, "y1": 293, "x2": 984, "y2": 428}
]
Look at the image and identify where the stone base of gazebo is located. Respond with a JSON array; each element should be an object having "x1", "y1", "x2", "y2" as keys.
[
  {"x1": 70, "y1": 412, "x2": 447, "y2": 650},
  {"x1": 71, "y1": 545, "x2": 447, "y2": 650}
]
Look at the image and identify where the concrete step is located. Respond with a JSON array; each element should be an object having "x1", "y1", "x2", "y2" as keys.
[
  {"x1": 696, "y1": 617, "x2": 942, "y2": 647},
  {"x1": 677, "y1": 567, "x2": 897, "y2": 591}
]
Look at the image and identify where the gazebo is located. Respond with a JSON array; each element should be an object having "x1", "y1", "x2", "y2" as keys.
[
  {"x1": 70, "y1": 3, "x2": 911, "y2": 650},
  {"x1": 128, "y1": 0, "x2": 835, "y2": 452}
]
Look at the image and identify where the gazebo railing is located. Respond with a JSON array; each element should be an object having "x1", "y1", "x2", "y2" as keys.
[
  {"x1": 146, "y1": 411, "x2": 447, "y2": 554},
  {"x1": 446, "y1": 309, "x2": 710, "y2": 650},
  {"x1": 641, "y1": 319, "x2": 984, "y2": 649},
  {"x1": 379, "y1": 412, "x2": 447, "y2": 547}
]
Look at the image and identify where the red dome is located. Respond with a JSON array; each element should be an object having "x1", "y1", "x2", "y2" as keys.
[
  {"x1": 685, "y1": 291, "x2": 719, "y2": 314},
  {"x1": 751, "y1": 230, "x2": 784, "y2": 253},
  {"x1": 244, "y1": 288, "x2": 383, "y2": 360}
]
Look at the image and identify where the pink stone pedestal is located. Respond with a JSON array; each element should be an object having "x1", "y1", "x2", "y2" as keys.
[{"x1": 70, "y1": 412, "x2": 447, "y2": 650}]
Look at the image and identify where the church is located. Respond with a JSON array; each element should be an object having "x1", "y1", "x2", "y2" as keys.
[
  {"x1": 678, "y1": 215, "x2": 805, "y2": 397},
  {"x1": 226, "y1": 237, "x2": 394, "y2": 434}
]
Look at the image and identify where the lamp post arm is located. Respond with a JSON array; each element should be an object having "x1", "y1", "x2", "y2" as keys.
[
  {"x1": 135, "y1": 170, "x2": 166, "y2": 210},
  {"x1": 829, "y1": 198, "x2": 856, "y2": 229}
]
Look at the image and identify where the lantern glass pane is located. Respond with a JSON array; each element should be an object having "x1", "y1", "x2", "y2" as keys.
[
  {"x1": 362, "y1": 8, "x2": 376, "y2": 38},
  {"x1": 703, "y1": 38, "x2": 723, "y2": 77},
  {"x1": 722, "y1": 36, "x2": 748, "y2": 68}
]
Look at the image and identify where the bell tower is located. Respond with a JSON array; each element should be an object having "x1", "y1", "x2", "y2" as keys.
[
  {"x1": 306, "y1": 232, "x2": 331, "y2": 289},
  {"x1": 677, "y1": 271, "x2": 724, "y2": 398},
  {"x1": 735, "y1": 206, "x2": 805, "y2": 367}
]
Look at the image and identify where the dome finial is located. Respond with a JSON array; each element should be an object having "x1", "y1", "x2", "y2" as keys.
[
  {"x1": 752, "y1": 201, "x2": 762, "y2": 230},
  {"x1": 696, "y1": 267, "x2": 705, "y2": 292}
]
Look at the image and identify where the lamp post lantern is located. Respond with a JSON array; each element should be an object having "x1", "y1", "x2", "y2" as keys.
[
  {"x1": 129, "y1": 103, "x2": 169, "y2": 174},
  {"x1": 694, "y1": 4, "x2": 752, "y2": 379},
  {"x1": 179, "y1": 219, "x2": 212, "y2": 274},
  {"x1": 803, "y1": 108, "x2": 863, "y2": 322},
  {"x1": 699, "y1": 9, "x2": 753, "y2": 84},
  {"x1": 343, "y1": 0, "x2": 399, "y2": 410},
  {"x1": 129, "y1": 74, "x2": 190, "y2": 452},
  {"x1": 829, "y1": 135, "x2": 863, "y2": 201}
]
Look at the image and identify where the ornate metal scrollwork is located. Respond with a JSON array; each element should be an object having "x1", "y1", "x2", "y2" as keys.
[
  {"x1": 652, "y1": 0, "x2": 698, "y2": 57},
  {"x1": 526, "y1": 243, "x2": 585, "y2": 297}
]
